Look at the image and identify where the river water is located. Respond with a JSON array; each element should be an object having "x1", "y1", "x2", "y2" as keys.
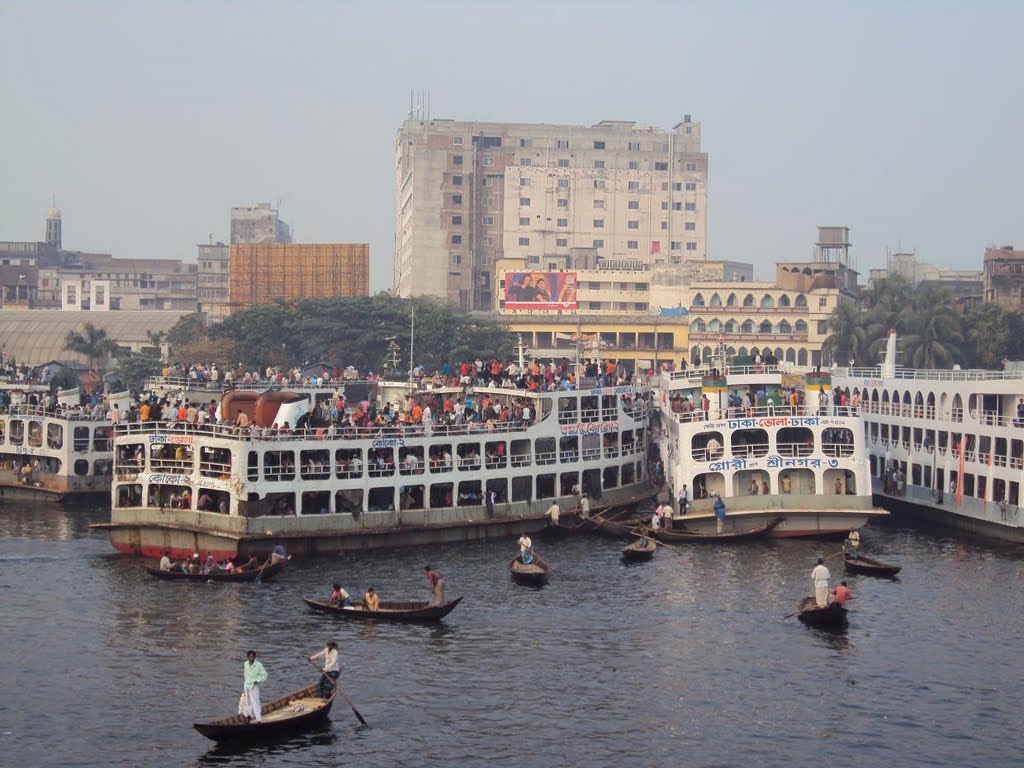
[{"x1": 1, "y1": 503, "x2": 1022, "y2": 768}]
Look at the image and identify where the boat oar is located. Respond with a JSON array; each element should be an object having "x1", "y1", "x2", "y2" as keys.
[
  {"x1": 253, "y1": 557, "x2": 271, "y2": 584},
  {"x1": 631, "y1": 529, "x2": 685, "y2": 556},
  {"x1": 307, "y1": 660, "x2": 368, "y2": 727},
  {"x1": 824, "y1": 549, "x2": 845, "y2": 561},
  {"x1": 781, "y1": 611, "x2": 800, "y2": 620}
]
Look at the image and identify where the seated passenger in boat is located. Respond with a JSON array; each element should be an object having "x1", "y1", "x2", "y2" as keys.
[
  {"x1": 202, "y1": 554, "x2": 216, "y2": 574},
  {"x1": 329, "y1": 584, "x2": 352, "y2": 607},
  {"x1": 364, "y1": 587, "x2": 379, "y2": 611}
]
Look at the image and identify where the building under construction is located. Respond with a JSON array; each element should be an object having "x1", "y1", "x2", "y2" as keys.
[{"x1": 228, "y1": 243, "x2": 370, "y2": 312}]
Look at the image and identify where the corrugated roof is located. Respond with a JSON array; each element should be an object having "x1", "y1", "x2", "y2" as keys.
[{"x1": 0, "y1": 309, "x2": 190, "y2": 366}]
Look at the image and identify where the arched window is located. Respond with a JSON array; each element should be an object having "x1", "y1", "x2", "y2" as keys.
[
  {"x1": 778, "y1": 320, "x2": 792, "y2": 334},
  {"x1": 794, "y1": 319, "x2": 807, "y2": 333},
  {"x1": 738, "y1": 346, "x2": 748, "y2": 357},
  {"x1": 692, "y1": 293, "x2": 705, "y2": 307},
  {"x1": 740, "y1": 320, "x2": 754, "y2": 334},
  {"x1": 743, "y1": 294, "x2": 755, "y2": 307},
  {"x1": 795, "y1": 294, "x2": 807, "y2": 307},
  {"x1": 759, "y1": 320, "x2": 772, "y2": 334},
  {"x1": 710, "y1": 293, "x2": 722, "y2": 307},
  {"x1": 726, "y1": 293, "x2": 738, "y2": 307},
  {"x1": 798, "y1": 348, "x2": 808, "y2": 365},
  {"x1": 761, "y1": 294, "x2": 774, "y2": 308},
  {"x1": 724, "y1": 319, "x2": 737, "y2": 333},
  {"x1": 690, "y1": 318, "x2": 706, "y2": 333},
  {"x1": 708, "y1": 318, "x2": 721, "y2": 333},
  {"x1": 785, "y1": 348, "x2": 796, "y2": 363},
  {"x1": 778, "y1": 295, "x2": 791, "y2": 308}
]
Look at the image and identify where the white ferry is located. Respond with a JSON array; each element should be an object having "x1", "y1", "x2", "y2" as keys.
[
  {"x1": 834, "y1": 332, "x2": 1024, "y2": 543},
  {"x1": 97, "y1": 382, "x2": 656, "y2": 559},
  {"x1": 653, "y1": 348, "x2": 887, "y2": 536},
  {"x1": 0, "y1": 386, "x2": 121, "y2": 503}
]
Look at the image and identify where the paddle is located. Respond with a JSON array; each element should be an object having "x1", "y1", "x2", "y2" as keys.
[
  {"x1": 824, "y1": 549, "x2": 845, "y2": 561},
  {"x1": 252, "y1": 557, "x2": 271, "y2": 585},
  {"x1": 307, "y1": 659, "x2": 368, "y2": 727}
]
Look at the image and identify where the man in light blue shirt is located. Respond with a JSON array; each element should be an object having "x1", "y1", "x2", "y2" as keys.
[{"x1": 241, "y1": 650, "x2": 268, "y2": 721}]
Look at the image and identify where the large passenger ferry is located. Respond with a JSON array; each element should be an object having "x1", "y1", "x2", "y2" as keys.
[
  {"x1": 0, "y1": 385, "x2": 119, "y2": 503},
  {"x1": 98, "y1": 381, "x2": 656, "y2": 558},
  {"x1": 834, "y1": 332, "x2": 1024, "y2": 543},
  {"x1": 653, "y1": 346, "x2": 887, "y2": 536}
]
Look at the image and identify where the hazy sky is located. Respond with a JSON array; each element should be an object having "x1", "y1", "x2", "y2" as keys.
[{"x1": 2, "y1": 1, "x2": 1021, "y2": 291}]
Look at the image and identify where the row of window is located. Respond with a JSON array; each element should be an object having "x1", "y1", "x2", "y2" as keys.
[
  {"x1": 0, "y1": 421, "x2": 112, "y2": 452},
  {"x1": 690, "y1": 319, "x2": 810, "y2": 334},
  {"x1": 508, "y1": 237, "x2": 698, "y2": 251},
  {"x1": 693, "y1": 292, "x2": 808, "y2": 308},
  {"x1": 451, "y1": 133, "x2": 694, "y2": 149}
]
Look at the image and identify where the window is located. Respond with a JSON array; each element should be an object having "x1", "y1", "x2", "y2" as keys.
[
  {"x1": 452, "y1": 175, "x2": 463, "y2": 185},
  {"x1": 483, "y1": 157, "x2": 494, "y2": 167},
  {"x1": 450, "y1": 254, "x2": 462, "y2": 265},
  {"x1": 661, "y1": 221, "x2": 668, "y2": 230},
  {"x1": 594, "y1": 180, "x2": 605, "y2": 189},
  {"x1": 556, "y1": 238, "x2": 568, "y2": 247},
  {"x1": 628, "y1": 141, "x2": 641, "y2": 151},
  {"x1": 670, "y1": 241, "x2": 681, "y2": 250},
  {"x1": 483, "y1": 196, "x2": 494, "y2": 206},
  {"x1": 557, "y1": 139, "x2": 570, "y2": 149},
  {"x1": 627, "y1": 240, "x2": 638, "y2": 249},
  {"x1": 593, "y1": 160, "x2": 605, "y2": 169},
  {"x1": 628, "y1": 220, "x2": 639, "y2": 229},
  {"x1": 673, "y1": 202, "x2": 683, "y2": 210},
  {"x1": 686, "y1": 242, "x2": 697, "y2": 251},
  {"x1": 557, "y1": 218, "x2": 568, "y2": 227},
  {"x1": 519, "y1": 197, "x2": 531, "y2": 206},
  {"x1": 686, "y1": 182, "x2": 697, "y2": 191},
  {"x1": 453, "y1": 155, "x2": 463, "y2": 165},
  {"x1": 685, "y1": 222, "x2": 696, "y2": 231},
  {"x1": 593, "y1": 219, "x2": 605, "y2": 228},
  {"x1": 661, "y1": 202, "x2": 669, "y2": 210},
  {"x1": 482, "y1": 237, "x2": 493, "y2": 246},
  {"x1": 557, "y1": 178, "x2": 569, "y2": 188},
  {"x1": 594, "y1": 140, "x2": 605, "y2": 149},
  {"x1": 685, "y1": 162, "x2": 697, "y2": 172},
  {"x1": 520, "y1": 177, "x2": 531, "y2": 186},
  {"x1": 685, "y1": 202, "x2": 696, "y2": 211},
  {"x1": 594, "y1": 200, "x2": 605, "y2": 209},
  {"x1": 626, "y1": 200, "x2": 639, "y2": 210},
  {"x1": 557, "y1": 198, "x2": 569, "y2": 207},
  {"x1": 593, "y1": 239, "x2": 604, "y2": 248},
  {"x1": 453, "y1": 136, "x2": 464, "y2": 145},
  {"x1": 519, "y1": 217, "x2": 531, "y2": 226},
  {"x1": 482, "y1": 177, "x2": 493, "y2": 187},
  {"x1": 655, "y1": 161, "x2": 668, "y2": 171},
  {"x1": 452, "y1": 194, "x2": 462, "y2": 204},
  {"x1": 628, "y1": 161, "x2": 640, "y2": 170},
  {"x1": 589, "y1": 301, "x2": 602, "y2": 311},
  {"x1": 673, "y1": 182, "x2": 683, "y2": 191},
  {"x1": 519, "y1": 138, "x2": 532, "y2": 148},
  {"x1": 518, "y1": 237, "x2": 530, "y2": 246},
  {"x1": 452, "y1": 215, "x2": 462, "y2": 225},
  {"x1": 558, "y1": 158, "x2": 570, "y2": 168},
  {"x1": 819, "y1": 298, "x2": 829, "y2": 308},
  {"x1": 482, "y1": 215, "x2": 495, "y2": 226},
  {"x1": 661, "y1": 142, "x2": 669, "y2": 152},
  {"x1": 628, "y1": 181, "x2": 640, "y2": 191},
  {"x1": 817, "y1": 320, "x2": 828, "y2": 334},
  {"x1": 520, "y1": 158, "x2": 532, "y2": 166},
  {"x1": 451, "y1": 235, "x2": 462, "y2": 244}
]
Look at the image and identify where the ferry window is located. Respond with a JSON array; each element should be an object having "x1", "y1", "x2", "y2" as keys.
[
  {"x1": 692, "y1": 431, "x2": 724, "y2": 461},
  {"x1": 367, "y1": 487, "x2": 395, "y2": 512},
  {"x1": 535, "y1": 438, "x2": 556, "y2": 465},
  {"x1": 559, "y1": 472, "x2": 579, "y2": 495},
  {"x1": 152, "y1": 443, "x2": 193, "y2": 471},
  {"x1": 74, "y1": 459, "x2": 89, "y2": 476},
  {"x1": 604, "y1": 434, "x2": 619, "y2": 457},
  {"x1": 621, "y1": 430, "x2": 635, "y2": 455},
  {"x1": 367, "y1": 447, "x2": 395, "y2": 477},
  {"x1": 510, "y1": 440, "x2": 531, "y2": 467},
  {"x1": 116, "y1": 484, "x2": 143, "y2": 507},
  {"x1": 621, "y1": 463, "x2": 635, "y2": 485},
  {"x1": 27, "y1": 421, "x2": 43, "y2": 447},
  {"x1": 264, "y1": 492, "x2": 296, "y2": 516},
  {"x1": 94, "y1": 459, "x2": 112, "y2": 476},
  {"x1": 456, "y1": 443, "x2": 481, "y2": 471},
  {"x1": 400, "y1": 485, "x2": 424, "y2": 510},
  {"x1": 484, "y1": 441, "x2": 507, "y2": 469},
  {"x1": 693, "y1": 472, "x2": 723, "y2": 498},
  {"x1": 398, "y1": 446, "x2": 425, "y2": 476},
  {"x1": 777, "y1": 427, "x2": 814, "y2": 457},
  {"x1": 582, "y1": 468, "x2": 601, "y2": 496},
  {"x1": 559, "y1": 436, "x2": 579, "y2": 462},
  {"x1": 201, "y1": 446, "x2": 232, "y2": 478},
  {"x1": 457, "y1": 481, "x2": 481, "y2": 506},
  {"x1": 247, "y1": 450, "x2": 259, "y2": 481},
  {"x1": 580, "y1": 433, "x2": 600, "y2": 460},
  {"x1": 536, "y1": 474, "x2": 556, "y2": 499},
  {"x1": 486, "y1": 478, "x2": 507, "y2": 508},
  {"x1": 0, "y1": 420, "x2": 4, "y2": 443},
  {"x1": 781, "y1": 469, "x2": 815, "y2": 494},
  {"x1": 11, "y1": 420, "x2": 25, "y2": 445},
  {"x1": 47, "y1": 423, "x2": 63, "y2": 449},
  {"x1": 735, "y1": 469, "x2": 770, "y2": 496},
  {"x1": 93, "y1": 426, "x2": 113, "y2": 452},
  {"x1": 335, "y1": 489, "x2": 363, "y2": 516},
  {"x1": 824, "y1": 428, "x2": 854, "y2": 457},
  {"x1": 601, "y1": 395, "x2": 617, "y2": 420},
  {"x1": 299, "y1": 490, "x2": 330, "y2": 516},
  {"x1": 511, "y1": 476, "x2": 532, "y2": 502},
  {"x1": 263, "y1": 450, "x2": 295, "y2": 481},
  {"x1": 579, "y1": 396, "x2": 599, "y2": 422},
  {"x1": 430, "y1": 482, "x2": 454, "y2": 508},
  {"x1": 300, "y1": 450, "x2": 331, "y2": 480},
  {"x1": 336, "y1": 448, "x2": 363, "y2": 479},
  {"x1": 429, "y1": 445, "x2": 453, "y2": 472},
  {"x1": 602, "y1": 466, "x2": 619, "y2": 489}
]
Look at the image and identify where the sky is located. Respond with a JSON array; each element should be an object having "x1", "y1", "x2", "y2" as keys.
[{"x1": 2, "y1": 1, "x2": 1022, "y2": 291}]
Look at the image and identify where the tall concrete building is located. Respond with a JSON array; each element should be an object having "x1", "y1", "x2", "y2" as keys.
[
  {"x1": 230, "y1": 203, "x2": 292, "y2": 245},
  {"x1": 395, "y1": 116, "x2": 708, "y2": 310},
  {"x1": 197, "y1": 242, "x2": 230, "y2": 324}
]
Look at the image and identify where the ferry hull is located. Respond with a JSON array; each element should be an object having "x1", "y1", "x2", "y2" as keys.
[
  {"x1": 672, "y1": 505, "x2": 887, "y2": 539},
  {"x1": 872, "y1": 487, "x2": 1024, "y2": 544}
]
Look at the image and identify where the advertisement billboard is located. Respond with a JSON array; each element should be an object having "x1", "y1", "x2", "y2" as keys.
[{"x1": 504, "y1": 271, "x2": 578, "y2": 310}]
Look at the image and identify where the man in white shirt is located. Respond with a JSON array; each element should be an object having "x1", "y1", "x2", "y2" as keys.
[
  {"x1": 811, "y1": 558, "x2": 831, "y2": 607},
  {"x1": 547, "y1": 501, "x2": 560, "y2": 525},
  {"x1": 159, "y1": 550, "x2": 172, "y2": 571},
  {"x1": 309, "y1": 641, "x2": 339, "y2": 698},
  {"x1": 517, "y1": 533, "x2": 533, "y2": 563}
]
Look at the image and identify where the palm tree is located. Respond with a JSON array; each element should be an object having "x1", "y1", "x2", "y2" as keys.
[
  {"x1": 821, "y1": 301, "x2": 868, "y2": 366},
  {"x1": 901, "y1": 285, "x2": 962, "y2": 369},
  {"x1": 64, "y1": 323, "x2": 120, "y2": 371}
]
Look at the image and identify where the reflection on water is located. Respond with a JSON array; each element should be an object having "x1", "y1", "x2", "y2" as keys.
[{"x1": 1, "y1": 504, "x2": 1022, "y2": 768}]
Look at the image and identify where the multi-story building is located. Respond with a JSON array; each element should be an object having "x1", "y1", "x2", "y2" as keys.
[
  {"x1": 868, "y1": 250, "x2": 982, "y2": 299},
  {"x1": 228, "y1": 243, "x2": 369, "y2": 312},
  {"x1": 395, "y1": 116, "x2": 708, "y2": 311},
  {"x1": 197, "y1": 243, "x2": 230, "y2": 324},
  {"x1": 982, "y1": 245, "x2": 1024, "y2": 311},
  {"x1": 230, "y1": 203, "x2": 292, "y2": 245}
]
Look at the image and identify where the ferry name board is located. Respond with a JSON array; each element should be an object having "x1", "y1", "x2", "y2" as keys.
[
  {"x1": 560, "y1": 421, "x2": 620, "y2": 436},
  {"x1": 147, "y1": 434, "x2": 194, "y2": 445},
  {"x1": 701, "y1": 415, "x2": 853, "y2": 431},
  {"x1": 707, "y1": 457, "x2": 840, "y2": 471}
]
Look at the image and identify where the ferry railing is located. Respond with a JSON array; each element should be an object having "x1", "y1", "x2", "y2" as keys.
[
  {"x1": 556, "y1": 411, "x2": 579, "y2": 425},
  {"x1": 484, "y1": 455, "x2": 507, "y2": 469},
  {"x1": 776, "y1": 442, "x2": 815, "y2": 457},
  {"x1": 840, "y1": 366, "x2": 1024, "y2": 382},
  {"x1": 535, "y1": 451, "x2": 556, "y2": 466},
  {"x1": 603, "y1": 446, "x2": 619, "y2": 458},
  {"x1": 730, "y1": 444, "x2": 770, "y2": 458},
  {"x1": 673, "y1": 405, "x2": 859, "y2": 422},
  {"x1": 510, "y1": 455, "x2": 531, "y2": 467},
  {"x1": 822, "y1": 442, "x2": 855, "y2": 457},
  {"x1": 0, "y1": 404, "x2": 112, "y2": 422},
  {"x1": 427, "y1": 461, "x2": 453, "y2": 473},
  {"x1": 150, "y1": 458, "x2": 194, "y2": 472},
  {"x1": 299, "y1": 466, "x2": 332, "y2": 480},
  {"x1": 581, "y1": 447, "x2": 602, "y2": 461},
  {"x1": 199, "y1": 460, "x2": 232, "y2": 478},
  {"x1": 264, "y1": 468, "x2": 297, "y2": 481},
  {"x1": 456, "y1": 457, "x2": 482, "y2": 471},
  {"x1": 336, "y1": 467, "x2": 362, "y2": 479}
]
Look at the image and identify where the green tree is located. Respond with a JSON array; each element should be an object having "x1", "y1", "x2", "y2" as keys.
[
  {"x1": 821, "y1": 300, "x2": 868, "y2": 366},
  {"x1": 961, "y1": 303, "x2": 1024, "y2": 369},
  {"x1": 112, "y1": 350, "x2": 163, "y2": 393},
  {"x1": 900, "y1": 284, "x2": 962, "y2": 369},
  {"x1": 64, "y1": 323, "x2": 120, "y2": 371}
]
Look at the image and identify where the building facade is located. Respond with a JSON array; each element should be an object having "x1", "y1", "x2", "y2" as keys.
[
  {"x1": 982, "y1": 245, "x2": 1024, "y2": 311},
  {"x1": 868, "y1": 250, "x2": 982, "y2": 299},
  {"x1": 197, "y1": 243, "x2": 230, "y2": 324},
  {"x1": 230, "y1": 203, "x2": 292, "y2": 245},
  {"x1": 395, "y1": 117, "x2": 708, "y2": 311}
]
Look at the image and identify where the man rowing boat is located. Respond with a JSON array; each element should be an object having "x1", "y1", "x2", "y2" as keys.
[{"x1": 309, "y1": 641, "x2": 339, "y2": 698}]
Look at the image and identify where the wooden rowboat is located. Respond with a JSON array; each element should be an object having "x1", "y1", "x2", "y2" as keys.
[
  {"x1": 656, "y1": 516, "x2": 783, "y2": 543},
  {"x1": 844, "y1": 553, "x2": 902, "y2": 577},
  {"x1": 621, "y1": 536, "x2": 657, "y2": 562},
  {"x1": 796, "y1": 596, "x2": 848, "y2": 629},
  {"x1": 509, "y1": 554, "x2": 550, "y2": 584},
  {"x1": 145, "y1": 561, "x2": 284, "y2": 582},
  {"x1": 194, "y1": 683, "x2": 336, "y2": 743},
  {"x1": 303, "y1": 596, "x2": 464, "y2": 622}
]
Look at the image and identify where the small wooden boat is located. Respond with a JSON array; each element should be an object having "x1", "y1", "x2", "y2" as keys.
[
  {"x1": 145, "y1": 561, "x2": 284, "y2": 582},
  {"x1": 509, "y1": 553, "x2": 550, "y2": 584},
  {"x1": 656, "y1": 516, "x2": 783, "y2": 543},
  {"x1": 621, "y1": 536, "x2": 657, "y2": 562},
  {"x1": 194, "y1": 683, "x2": 336, "y2": 743},
  {"x1": 844, "y1": 553, "x2": 902, "y2": 577},
  {"x1": 796, "y1": 596, "x2": 848, "y2": 629},
  {"x1": 303, "y1": 596, "x2": 464, "y2": 622}
]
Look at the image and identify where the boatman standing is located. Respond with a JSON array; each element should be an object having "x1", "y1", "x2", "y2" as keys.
[
  {"x1": 576, "y1": 494, "x2": 591, "y2": 519},
  {"x1": 547, "y1": 501, "x2": 560, "y2": 525},
  {"x1": 843, "y1": 529, "x2": 861, "y2": 559},
  {"x1": 517, "y1": 533, "x2": 533, "y2": 564},
  {"x1": 241, "y1": 650, "x2": 268, "y2": 722},
  {"x1": 713, "y1": 493, "x2": 727, "y2": 534},
  {"x1": 424, "y1": 564, "x2": 445, "y2": 607},
  {"x1": 309, "y1": 640, "x2": 339, "y2": 698},
  {"x1": 811, "y1": 558, "x2": 831, "y2": 608}
]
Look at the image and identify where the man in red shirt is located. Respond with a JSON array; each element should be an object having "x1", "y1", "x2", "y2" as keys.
[{"x1": 832, "y1": 581, "x2": 852, "y2": 607}]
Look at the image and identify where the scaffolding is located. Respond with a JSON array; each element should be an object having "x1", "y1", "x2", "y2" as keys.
[{"x1": 229, "y1": 243, "x2": 370, "y2": 310}]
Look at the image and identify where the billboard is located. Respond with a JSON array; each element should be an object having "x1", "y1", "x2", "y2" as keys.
[{"x1": 504, "y1": 271, "x2": 577, "y2": 310}]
